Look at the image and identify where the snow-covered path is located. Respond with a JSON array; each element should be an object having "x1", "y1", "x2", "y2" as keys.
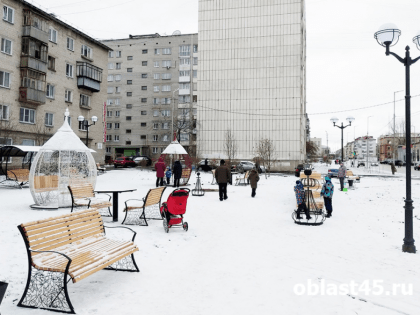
[{"x1": 1, "y1": 167, "x2": 419, "y2": 314}]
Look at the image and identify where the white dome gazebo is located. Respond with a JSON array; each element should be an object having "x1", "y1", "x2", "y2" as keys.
[{"x1": 29, "y1": 109, "x2": 97, "y2": 208}]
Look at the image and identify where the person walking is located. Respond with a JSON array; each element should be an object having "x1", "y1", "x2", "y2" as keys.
[
  {"x1": 337, "y1": 162, "x2": 347, "y2": 191},
  {"x1": 215, "y1": 159, "x2": 231, "y2": 201},
  {"x1": 321, "y1": 176, "x2": 334, "y2": 218},
  {"x1": 165, "y1": 167, "x2": 172, "y2": 185},
  {"x1": 249, "y1": 166, "x2": 260, "y2": 197},
  {"x1": 391, "y1": 162, "x2": 397, "y2": 175},
  {"x1": 294, "y1": 180, "x2": 311, "y2": 220},
  {"x1": 155, "y1": 157, "x2": 166, "y2": 187},
  {"x1": 173, "y1": 160, "x2": 182, "y2": 188}
]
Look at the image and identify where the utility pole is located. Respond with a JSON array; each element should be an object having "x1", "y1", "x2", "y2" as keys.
[{"x1": 367, "y1": 116, "x2": 373, "y2": 169}]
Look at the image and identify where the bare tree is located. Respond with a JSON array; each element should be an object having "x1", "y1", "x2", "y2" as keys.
[
  {"x1": 31, "y1": 118, "x2": 52, "y2": 146},
  {"x1": 254, "y1": 138, "x2": 277, "y2": 177},
  {"x1": 306, "y1": 141, "x2": 319, "y2": 159},
  {"x1": 224, "y1": 129, "x2": 237, "y2": 166},
  {"x1": 0, "y1": 107, "x2": 18, "y2": 146}
]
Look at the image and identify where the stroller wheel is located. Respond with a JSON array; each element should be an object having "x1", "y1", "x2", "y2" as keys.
[
  {"x1": 183, "y1": 222, "x2": 188, "y2": 232},
  {"x1": 163, "y1": 220, "x2": 169, "y2": 233}
]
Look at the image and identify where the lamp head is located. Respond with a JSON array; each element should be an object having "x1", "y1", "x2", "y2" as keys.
[
  {"x1": 91, "y1": 116, "x2": 98, "y2": 123},
  {"x1": 330, "y1": 117, "x2": 339, "y2": 125},
  {"x1": 346, "y1": 116, "x2": 355, "y2": 125},
  {"x1": 374, "y1": 23, "x2": 401, "y2": 47},
  {"x1": 77, "y1": 115, "x2": 85, "y2": 122},
  {"x1": 413, "y1": 31, "x2": 420, "y2": 50}
]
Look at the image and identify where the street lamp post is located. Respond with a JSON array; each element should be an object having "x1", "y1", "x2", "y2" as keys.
[
  {"x1": 330, "y1": 117, "x2": 355, "y2": 163},
  {"x1": 374, "y1": 23, "x2": 418, "y2": 253},
  {"x1": 77, "y1": 115, "x2": 98, "y2": 147},
  {"x1": 367, "y1": 116, "x2": 373, "y2": 169}
]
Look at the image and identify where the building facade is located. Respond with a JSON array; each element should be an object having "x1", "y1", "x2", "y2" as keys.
[
  {"x1": 101, "y1": 33, "x2": 198, "y2": 161},
  {"x1": 198, "y1": 0, "x2": 307, "y2": 170},
  {"x1": 0, "y1": 0, "x2": 109, "y2": 164},
  {"x1": 354, "y1": 136, "x2": 377, "y2": 162}
]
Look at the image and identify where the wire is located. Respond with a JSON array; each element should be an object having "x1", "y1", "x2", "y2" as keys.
[{"x1": 59, "y1": 0, "x2": 136, "y2": 15}]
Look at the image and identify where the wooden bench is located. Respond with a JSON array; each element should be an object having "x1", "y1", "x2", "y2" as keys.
[
  {"x1": 6, "y1": 169, "x2": 30, "y2": 188},
  {"x1": 180, "y1": 168, "x2": 192, "y2": 185},
  {"x1": 96, "y1": 163, "x2": 106, "y2": 174},
  {"x1": 346, "y1": 170, "x2": 360, "y2": 183},
  {"x1": 235, "y1": 171, "x2": 250, "y2": 186},
  {"x1": 68, "y1": 182, "x2": 112, "y2": 217},
  {"x1": 33, "y1": 175, "x2": 59, "y2": 193},
  {"x1": 123, "y1": 186, "x2": 166, "y2": 226},
  {"x1": 17, "y1": 209, "x2": 139, "y2": 314}
]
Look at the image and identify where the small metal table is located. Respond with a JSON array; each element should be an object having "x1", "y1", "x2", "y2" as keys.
[{"x1": 94, "y1": 189, "x2": 136, "y2": 222}]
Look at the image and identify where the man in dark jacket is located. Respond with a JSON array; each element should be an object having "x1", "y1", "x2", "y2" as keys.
[
  {"x1": 215, "y1": 159, "x2": 231, "y2": 201},
  {"x1": 173, "y1": 160, "x2": 183, "y2": 188}
]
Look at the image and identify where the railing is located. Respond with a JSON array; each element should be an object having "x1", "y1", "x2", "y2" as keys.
[
  {"x1": 19, "y1": 87, "x2": 46, "y2": 105},
  {"x1": 22, "y1": 25, "x2": 48, "y2": 43},
  {"x1": 20, "y1": 56, "x2": 47, "y2": 73},
  {"x1": 76, "y1": 62, "x2": 102, "y2": 92}
]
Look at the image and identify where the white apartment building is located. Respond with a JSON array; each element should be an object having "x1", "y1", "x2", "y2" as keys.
[
  {"x1": 354, "y1": 136, "x2": 377, "y2": 162},
  {"x1": 198, "y1": 0, "x2": 307, "y2": 170}
]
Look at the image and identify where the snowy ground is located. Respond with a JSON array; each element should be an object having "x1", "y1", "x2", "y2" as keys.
[{"x1": 1, "y1": 165, "x2": 420, "y2": 315}]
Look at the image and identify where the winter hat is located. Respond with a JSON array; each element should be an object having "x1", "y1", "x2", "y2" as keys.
[
  {"x1": 325, "y1": 176, "x2": 331, "y2": 181},
  {"x1": 295, "y1": 180, "x2": 304, "y2": 190},
  {"x1": 220, "y1": 159, "x2": 225, "y2": 165}
]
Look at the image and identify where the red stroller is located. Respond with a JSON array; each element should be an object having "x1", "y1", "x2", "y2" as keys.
[{"x1": 159, "y1": 188, "x2": 190, "y2": 233}]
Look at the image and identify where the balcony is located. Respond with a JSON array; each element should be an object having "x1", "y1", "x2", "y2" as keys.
[
  {"x1": 179, "y1": 76, "x2": 190, "y2": 83},
  {"x1": 76, "y1": 62, "x2": 103, "y2": 92},
  {"x1": 19, "y1": 87, "x2": 46, "y2": 105},
  {"x1": 22, "y1": 25, "x2": 49, "y2": 43},
  {"x1": 179, "y1": 89, "x2": 190, "y2": 95},
  {"x1": 20, "y1": 56, "x2": 47, "y2": 73}
]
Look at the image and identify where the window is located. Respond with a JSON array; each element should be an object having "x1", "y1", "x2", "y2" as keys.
[
  {"x1": 162, "y1": 73, "x2": 171, "y2": 80},
  {"x1": 193, "y1": 70, "x2": 197, "y2": 78},
  {"x1": 66, "y1": 63, "x2": 73, "y2": 77},
  {"x1": 49, "y1": 27, "x2": 57, "y2": 43},
  {"x1": 48, "y1": 56, "x2": 55, "y2": 70},
  {"x1": 162, "y1": 48, "x2": 171, "y2": 55},
  {"x1": 116, "y1": 63, "x2": 121, "y2": 69},
  {"x1": 126, "y1": 141, "x2": 131, "y2": 145},
  {"x1": 179, "y1": 45, "x2": 190, "y2": 56},
  {"x1": 193, "y1": 57, "x2": 198, "y2": 65},
  {"x1": 126, "y1": 129, "x2": 131, "y2": 134},
  {"x1": 180, "y1": 108, "x2": 190, "y2": 116},
  {"x1": 114, "y1": 135, "x2": 119, "y2": 142},
  {"x1": 142, "y1": 61, "x2": 147, "y2": 66},
  {"x1": 192, "y1": 108, "x2": 197, "y2": 115},
  {"x1": 153, "y1": 135, "x2": 158, "y2": 142},
  {"x1": 107, "y1": 87, "x2": 113, "y2": 94},
  {"x1": 81, "y1": 45, "x2": 92, "y2": 59},
  {"x1": 127, "y1": 80, "x2": 132, "y2": 85},
  {"x1": 1, "y1": 38, "x2": 12, "y2": 55},
  {"x1": 154, "y1": 86, "x2": 159, "y2": 92},
  {"x1": 126, "y1": 116, "x2": 132, "y2": 121},
  {"x1": 116, "y1": 51, "x2": 122, "y2": 58},
  {"x1": 180, "y1": 58, "x2": 190, "y2": 65},
  {"x1": 179, "y1": 70, "x2": 190, "y2": 77},
  {"x1": 116, "y1": 86, "x2": 121, "y2": 93},
  {"x1": 141, "y1": 111, "x2": 147, "y2": 115},
  {"x1": 127, "y1": 92, "x2": 132, "y2": 96},
  {"x1": 152, "y1": 147, "x2": 158, "y2": 154},
  {"x1": 141, "y1": 98, "x2": 147, "y2": 103},
  {"x1": 162, "y1": 60, "x2": 172, "y2": 68},
  {"x1": 106, "y1": 99, "x2": 114, "y2": 105},
  {"x1": 161, "y1": 110, "x2": 171, "y2": 117},
  {"x1": 0, "y1": 104, "x2": 9, "y2": 120},
  {"x1": 115, "y1": 123, "x2": 120, "y2": 129},
  {"x1": 126, "y1": 104, "x2": 132, "y2": 109},
  {"x1": 107, "y1": 75, "x2": 114, "y2": 82},
  {"x1": 65, "y1": 90, "x2": 72, "y2": 102},
  {"x1": 154, "y1": 48, "x2": 160, "y2": 55},
  {"x1": 193, "y1": 44, "x2": 198, "y2": 53},
  {"x1": 127, "y1": 56, "x2": 133, "y2": 60},
  {"x1": 127, "y1": 68, "x2": 133, "y2": 72},
  {"x1": 153, "y1": 98, "x2": 159, "y2": 104},
  {"x1": 108, "y1": 51, "x2": 114, "y2": 58},
  {"x1": 141, "y1": 135, "x2": 147, "y2": 140},
  {"x1": 115, "y1": 74, "x2": 121, "y2": 81},
  {"x1": 161, "y1": 98, "x2": 171, "y2": 104},
  {"x1": 106, "y1": 135, "x2": 112, "y2": 141},
  {"x1": 153, "y1": 110, "x2": 159, "y2": 117},
  {"x1": 20, "y1": 108, "x2": 35, "y2": 123},
  {"x1": 67, "y1": 37, "x2": 74, "y2": 51},
  {"x1": 0, "y1": 70, "x2": 11, "y2": 88},
  {"x1": 154, "y1": 61, "x2": 159, "y2": 67},
  {"x1": 108, "y1": 63, "x2": 114, "y2": 70},
  {"x1": 153, "y1": 123, "x2": 159, "y2": 130},
  {"x1": 141, "y1": 86, "x2": 147, "y2": 90},
  {"x1": 154, "y1": 73, "x2": 160, "y2": 80},
  {"x1": 141, "y1": 123, "x2": 146, "y2": 127},
  {"x1": 2, "y1": 5, "x2": 14, "y2": 23},
  {"x1": 162, "y1": 134, "x2": 169, "y2": 142},
  {"x1": 180, "y1": 133, "x2": 189, "y2": 141},
  {"x1": 106, "y1": 123, "x2": 112, "y2": 129},
  {"x1": 162, "y1": 122, "x2": 169, "y2": 129},
  {"x1": 142, "y1": 49, "x2": 148, "y2": 54},
  {"x1": 44, "y1": 113, "x2": 53, "y2": 126},
  {"x1": 141, "y1": 73, "x2": 147, "y2": 78},
  {"x1": 114, "y1": 98, "x2": 120, "y2": 105},
  {"x1": 80, "y1": 94, "x2": 90, "y2": 107},
  {"x1": 162, "y1": 85, "x2": 171, "y2": 92},
  {"x1": 179, "y1": 83, "x2": 190, "y2": 90},
  {"x1": 46, "y1": 84, "x2": 55, "y2": 98},
  {"x1": 115, "y1": 111, "x2": 120, "y2": 117}
]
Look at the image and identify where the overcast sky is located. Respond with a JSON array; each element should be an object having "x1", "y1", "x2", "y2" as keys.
[{"x1": 32, "y1": 0, "x2": 420, "y2": 152}]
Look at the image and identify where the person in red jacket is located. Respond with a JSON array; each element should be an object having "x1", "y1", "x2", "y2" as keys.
[{"x1": 155, "y1": 157, "x2": 166, "y2": 187}]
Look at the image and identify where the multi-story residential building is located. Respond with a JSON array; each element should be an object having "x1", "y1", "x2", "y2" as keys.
[
  {"x1": 344, "y1": 141, "x2": 354, "y2": 161},
  {"x1": 377, "y1": 133, "x2": 420, "y2": 162},
  {"x1": 0, "y1": 0, "x2": 109, "y2": 164},
  {"x1": 198, "y1": 0, "x2": 307, "y2": 171},
  {"x1": 354, "y1": 136, "x2": 377, "y2": 162},
  {"x1": 101, "y1": 33, "x2": 198, "y2": 161}
]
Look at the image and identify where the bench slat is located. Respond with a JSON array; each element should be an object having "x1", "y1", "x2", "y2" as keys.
[{"x1": 23, "y1": 209, "x2": 99, "y2": 229}]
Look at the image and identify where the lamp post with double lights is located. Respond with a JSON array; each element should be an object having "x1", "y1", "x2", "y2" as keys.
[
  {"x1": 330, "y1": 117, "x2": 355, "y2": 163},
  {"x1": 77, "y1": 115, "x2": 98, "y2": 147},
  {"x1": 374, "y1": 23, "x2": 418, "y2": 253}
]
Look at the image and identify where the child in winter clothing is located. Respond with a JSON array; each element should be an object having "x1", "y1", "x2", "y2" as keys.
[
  {"x1": 165, "y1": 167, "x2": 172, "y2": 185},
  {"x1": 248, "y1": 167, "x2": 260, "y2": 197},
  {"x1": 294, "y1": 180, "x2": 311, "y2": 220},
  {"x1": 321, "y1": 176, "x2": 334, "y2": 218}
]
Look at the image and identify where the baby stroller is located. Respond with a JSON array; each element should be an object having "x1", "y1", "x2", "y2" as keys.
[{"x1": 159, "y1": 188, "x2": 190, "y2": 233}]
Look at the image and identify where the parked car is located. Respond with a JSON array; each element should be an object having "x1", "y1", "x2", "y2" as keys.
[
  {"x1": 357, "y1": 162, "x2": 365, "y2": 167},
  {"x1": 237, "y1": 161, "x2": 266, "y2": 174},
  {"x1": 414, "y1": 163, "x2": 420, "y2": 170},
  {"x1": 295, "y1": 163, "x2": 313, "y2": 177},
  {"x1": 133, "y1": 156, "x2": 152, "y2": 166},
  {"x1": 371, "y1": 162, "x2": 379, "y2": 166},
  {"x1": 395, "y1": 160, "x2": 404, "y2": 166},
  {"x1": 114, "y1": 157, "x2": 137, "y2": 168},
  {"x1": 327, "y1": 168, "x2": 339, "y2": 178},
  {"x1": 197, "y1": 160, "x2": 216, "y2": 172}
]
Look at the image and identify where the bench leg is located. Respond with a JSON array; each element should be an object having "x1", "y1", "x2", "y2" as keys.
[
  {"x1": 104, "y1": 254, "x2": 140, "y2": 272},
  {"x1": 122, "y1": 208, "x2": 148, "y2": 226},
  {"x1": 18, "y1": 266, "x2": 75, "y2": 314}
]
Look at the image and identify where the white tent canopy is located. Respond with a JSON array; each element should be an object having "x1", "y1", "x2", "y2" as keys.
[{"x1": 162, "y1": 140, "x2": 188, "y2": 155}]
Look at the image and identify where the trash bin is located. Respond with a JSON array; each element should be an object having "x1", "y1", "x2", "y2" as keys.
[{"x1": 348, "y1": 179, "x2": 354, "y2": 187}]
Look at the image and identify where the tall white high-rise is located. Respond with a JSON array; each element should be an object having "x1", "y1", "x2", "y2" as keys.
[{"x1": 198, "y1": 0, "x2": 307, "y2": 170}]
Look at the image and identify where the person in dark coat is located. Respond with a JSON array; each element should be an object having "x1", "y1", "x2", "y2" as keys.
[
  {"x1": 155, "y1": 157, "x2": 166, "y2": 187},
  {"x1": 391, "y1": 162, "x2": 397, "y2": 175},
  {"x1": 321, "y1": 176, "x2": 334, "y2": 218},
  {"x1": 294, "y1": 180, "x2": 311, "y2": 220},
  {"x1": 337, "y1": 163, "x2": 346, "y2": 191},
  {"x1": 215, "y1": 159, "x2": 231, "y2": 201},
  {"x1": 248, "y1": 166, "x2": 260, "y2": 197},
  {"x1": 173, "y1": 160, "x2": 182, "y2": 188}
]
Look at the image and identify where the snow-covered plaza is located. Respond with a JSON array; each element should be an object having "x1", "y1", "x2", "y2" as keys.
[{"x1": 1, "y1": 163, "x2": 420, "y2": 315}]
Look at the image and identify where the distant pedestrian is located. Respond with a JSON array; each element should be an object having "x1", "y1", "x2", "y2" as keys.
[
  {"x1": 321, "y1": 176, "x2": 334, "y2": 217},
  {"x1": 165, "y1": 167, "x2": 172, "y2": 185},
  {"x1": 204, "y1": 158, "x2": 209, "y2": 172},
  {"x1": 338, "y1": 163, "x2": 347, "y2": 191},
  {"x1": 173, "y1": 160, "x2": 182, "y2": 188},
  {"x1": 294, "y1": 180, "x2": 311, "y2": 220},
  {"x1": 249, "y1": 166, "x2": 260, "y2": 197},
  {"x1": 391, "y1": 162, "x2": 397, "y2": 175},
  {"x1": 155, "y1": 157, "x2": 166, "y2": 187},
  {"x1": 351, "y1": 160, "x2": 354, "y2": 167},
  {"x1": 215, "y1": 159, "x2": 231, "y2": 201}
]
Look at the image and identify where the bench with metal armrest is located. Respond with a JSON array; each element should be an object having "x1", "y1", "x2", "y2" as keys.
[
  {"x1": 68, "y1": 182, "x2": 112, "y2": 217},
  {"x1": 235, "y1": 171, "x2": 250, "y2": 186}
]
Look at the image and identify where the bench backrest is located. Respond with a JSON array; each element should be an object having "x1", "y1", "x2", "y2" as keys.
[
  {"x1": 19, "y1": 209, "x2": 103, "y2": 254},
  {"x1": 144, "y1": 186, "x2": 166, "y2": 207},
  {"x1": 8, "y1": 169, "x2": 30, "y2": 181},
  {"x1": 33, "y1": 175, "x2": 59, "y2": 190},
  {"x1": 346, "y1": 170, "x2": 354, "y2": 176},
  {"x1": 181, "y1": 168, "x2": 192, "y2": 179},
  {"x1": 68, "y1": 182, "x2": 95, "y2": 201}
]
